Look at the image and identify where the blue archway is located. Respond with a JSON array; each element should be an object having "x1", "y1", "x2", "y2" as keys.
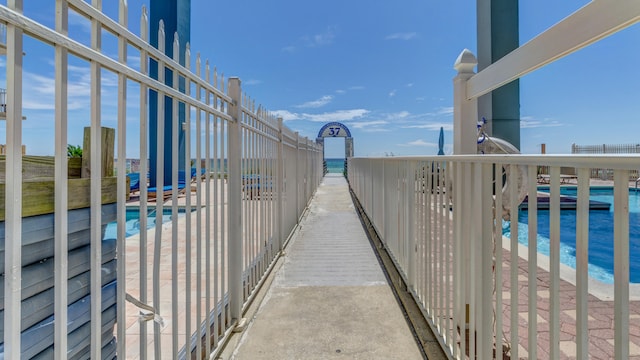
[
  {"x1": 317, "y1": 122, "x2": 352, "y2": 139},
  {"x1": 316, "y1": 122, "x2": 354, "y2": 159},
  {"x1": 316, "y1": 122, "x2": 354, "y2": 176}
]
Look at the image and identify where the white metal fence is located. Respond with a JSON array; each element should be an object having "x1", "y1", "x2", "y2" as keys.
[
  {"x1": 349, "y1": 1, "x2": 640, "y2": 359},
  {"x1": 0, "y1": 2, "x2": 322, "y2": 359},
  {"x1": 349, "y1": 155, "x2": 639, "y2": 359}
]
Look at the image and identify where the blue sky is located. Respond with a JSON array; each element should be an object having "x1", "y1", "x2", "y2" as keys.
[{"x1": 3, "y1": 0, "x2": 639, "y2": 158}]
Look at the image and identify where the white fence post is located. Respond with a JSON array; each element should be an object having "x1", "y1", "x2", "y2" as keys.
[
  {"x1": 4, "y1": 2, "x2": 24, "y2": 358},
  {"x1": 406, "y1": 161, "x2": 416, "y2": 290},
  {"x1": 453, "y1": 49, "x2": 478, "y2": 155},
  {"x1": 277, "y1": 117, "x2": 285, "y2": 252},
  {"x1": 295, "y1": 132, "x2": 300, "y2": 221},
  {"x1": 227, "y1": 77, "x2": 245, "y2": 328},
  {"x1": 452, "y1": 49, "x2": 478, "y2": 353},
  {"x1": 54, "y1": 1, "x2": 70, "y2": 359}
]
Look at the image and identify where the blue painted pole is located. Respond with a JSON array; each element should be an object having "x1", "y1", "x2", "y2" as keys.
[
  {"x1": 149, "y1": 0, "x2": 190, "y2": 186},
  {"x1": 477, "y1": 0, "x2": 520, "y2": 150}
]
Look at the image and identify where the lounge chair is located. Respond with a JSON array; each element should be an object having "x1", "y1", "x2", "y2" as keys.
[
  {"x1": 537, "y1": 167, "x2": 578, "y2": 185},
  {"x1": 147, "y1": 170, "x2": 188, "y2": 200},
  {"x1": 242, "y1": 174, "x2": 274, "y2": 200},
  {"x1": 126, "y1": 173, "x2": 141, "y2": 193}
]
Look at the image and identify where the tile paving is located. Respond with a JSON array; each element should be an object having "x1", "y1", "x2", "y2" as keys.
[{"x1": 497, "y1": 249, "x2": 640, "y2": 359}]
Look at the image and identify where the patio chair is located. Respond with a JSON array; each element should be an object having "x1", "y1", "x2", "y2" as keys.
[
  {"x1": 126, "y1": 173, "x2": 141, "y2": 193},
  {"x1": 147, "y1": 170, "x2": 188, "y2": 200}
]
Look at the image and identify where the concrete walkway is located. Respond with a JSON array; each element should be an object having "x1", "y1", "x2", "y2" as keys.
[{"x1": 226, "y1": 174, "x2": 424, "y2": 359}]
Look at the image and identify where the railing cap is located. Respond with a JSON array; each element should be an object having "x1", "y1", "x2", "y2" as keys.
[{"x1": 454, "y1": 49, "x2": 477, "y2": 73}]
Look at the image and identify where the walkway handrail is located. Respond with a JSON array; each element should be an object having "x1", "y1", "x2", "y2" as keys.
[
  {"x1": 448, "y1": 4, "x2": 639, "y2": 357},
  {"x1": 349, "y1": 155, "x2": 639, "y2": 359}
]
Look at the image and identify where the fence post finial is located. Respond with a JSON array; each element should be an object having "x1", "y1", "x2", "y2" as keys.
[{"x1": 454, "y1": 48, "x2": 477, "y2": 74}]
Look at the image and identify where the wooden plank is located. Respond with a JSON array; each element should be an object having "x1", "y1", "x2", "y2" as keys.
[
  {"x1": 0, "y1": 177, "x2": 117, "y2": 221},
  {"x1": 68, "y1": 157, "x2": 82, "y2": 178},
  {"x1": 0, "y1": 156, "x2": 82, "y2": 180},
  {"x1": 82, "y1": 126, "x2": 115, "y2": 178}
]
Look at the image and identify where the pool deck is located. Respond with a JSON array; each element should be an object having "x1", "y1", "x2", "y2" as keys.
[
  {"x1": 500, "y1": 238, "x2": 640, "y2": 359},
  {"x1": 499, "y1": 177, "x2": 640, "y2": 358}
]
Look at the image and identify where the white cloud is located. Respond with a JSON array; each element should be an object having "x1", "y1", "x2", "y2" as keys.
[
  {"x1": 22, "y1": 68, "x2": 93, "y2": 111},
  {"x1": 305, "y1": 109, "x2": 369, "y2": 122},
  {"x1": 389, "y1": 111, "x2": 410, "y2": 119},
  {"x1": 68, "y1": 10, "x2": 91, "y2": 34},
  {"x1": 350, "y1": 120, "x2": 388, "y2": 129},
  {"x1": 304, "y1": 26, "x2": 337, "y2": 47},
  {"x1": 399, "y1": 139, "x2": 437, "y2": 147},
  {"x1": 284, "y1": 26, "x2": 338, "y2": 53},
  {"x1": 273, "y1": 108, "x2": 369, "y2": 123},
  {"x1": 272, "y1": 110, "x2": 300, "y2": 121},
  {"x1": 385, "y1": 32, "x2": 417, "y2": 40},
  {"x1": 389, "y1": 89, "x2": 397, "y2": 97},
  {"x1": 402, "y1": 122, "x2": 453, "y2": 131},
  {"x1": 349, "y1": 86, "x2": 365, "y2": 90},
  {"x1": 295, "y1": 95, "x2": 333, "y2": 109},
  {"x1": 406, "y1": 83, "x2": 414, "y2": 87},
  {"x1": 335, "y1": 89, "x2": 346, "y2": 94},
  {"x1": 520, "y1": 116, "x2": 563, "y2": 128},
  {"x1": 244, "y1": 79, "x2": 262, "y2": 86},
  {"x1": 435, "y1": 106, "x2": 454, "y2": 115},
  {"x1": 282, "y1": 45, "x2": 296, "y2": 53},
  {"x1": 362, "y1": 127, "x2": 391, "y2": 133}
]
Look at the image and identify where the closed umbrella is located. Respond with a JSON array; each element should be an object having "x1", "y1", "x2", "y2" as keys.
[{"x1": 437, "y1": 126, "x2": 445, "y2": 155}]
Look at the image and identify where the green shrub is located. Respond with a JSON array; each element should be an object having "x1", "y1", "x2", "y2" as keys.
[{"x1": 67, "y1": 144, "x2": 83, "y2": 158}]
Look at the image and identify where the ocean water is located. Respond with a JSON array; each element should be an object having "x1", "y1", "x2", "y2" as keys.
[{"x1": 325, "y1": 158, "x2": 345, "y2": 173}]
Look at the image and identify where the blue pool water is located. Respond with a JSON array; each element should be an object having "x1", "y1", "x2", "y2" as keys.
[
  {"x1": 104, "y1": 208, "x2": 187, "y2": 238},
  {"x1": 503, "y1": 187, "x2": 640, "y2": 284},
  {"x1": 326, "y1": 158, "x2": 345, "y2": 173}
]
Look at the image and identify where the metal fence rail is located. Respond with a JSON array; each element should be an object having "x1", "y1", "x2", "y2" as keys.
[
  {"x1": 349, "y1": 155, "x2": 639, "y2": 359},
  {"x1": 571, "y1": 143, "x2": 640, "y2": 180},
  {"x1": 572, "y1": 143, "x2": 640, "y2": 154},
  {"x1": 0, "y1": 2, "x2": 322, "y2": 359}
]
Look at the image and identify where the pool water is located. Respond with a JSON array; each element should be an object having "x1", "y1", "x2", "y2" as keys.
[
  {"x1": 104, "y1": 208, "x2": 187, "y2": 239},
  {"x1": 503, "y1": 187, "x2": 640, "y2": 284}
]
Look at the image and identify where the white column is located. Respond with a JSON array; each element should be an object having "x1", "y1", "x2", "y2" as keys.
[
  {"x1": 453, "y1": 49, "x2": 478, "y2": 155},
  {"x1": 476, "y1": 0, "x2": 493, "y2": 136}
]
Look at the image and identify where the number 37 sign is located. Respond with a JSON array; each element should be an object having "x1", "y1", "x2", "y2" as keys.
[{"x1": 318, "y1": 122, "x2": 351, "y2": 138}]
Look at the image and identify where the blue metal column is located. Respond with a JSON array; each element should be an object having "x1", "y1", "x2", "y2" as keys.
[
  {"x1": 149, "y1": 0, "x2": 190, "y2": 186},
  {"x1": 478, "y1": 0, "x2": 520, "y2": 149}
]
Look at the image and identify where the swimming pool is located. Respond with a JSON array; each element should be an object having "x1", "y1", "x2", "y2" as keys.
[
  {"x1": 103, "y1": 208, "x2": 187, "y2": 239},
  {"x1": 503, "y1": 186, "x2": 640, "y2": 284}
]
